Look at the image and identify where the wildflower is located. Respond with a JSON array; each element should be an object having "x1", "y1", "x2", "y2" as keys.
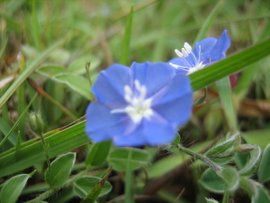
[
  {"x1": 169, "y1": 30, "x2": 231, "y2": 75},
  {"x1": 85, "y1": 62, "x2": 193, "y2": 146}
]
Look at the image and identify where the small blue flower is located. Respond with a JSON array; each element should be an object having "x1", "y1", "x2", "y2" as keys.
[
  {"x1": 169, "y1": 30, "x2": 231, "y2": 75},
  {"x1": 85, "y1": 62, "x2": 193, "y2": 147}
]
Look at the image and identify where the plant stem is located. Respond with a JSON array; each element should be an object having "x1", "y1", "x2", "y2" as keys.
[
  {"x1": 222, "y1": 191, "x2": 230, "y2": 203},
  {"x1": 125, "y1": 169, "x2": 134, "y2": 203},
  {"x1": 125, "y1": 150, "x2": 134, "y2": 203},
  {"x1": 177, "y1": 144, "x2": 222, "y2": 172},
  {"x1": 25, "y1": 189, "x2": 55, "y2": 203}
]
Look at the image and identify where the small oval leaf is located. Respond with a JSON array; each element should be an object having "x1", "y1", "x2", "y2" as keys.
[
  {"x1": 108, "y1": 148, "x2": 150, "y2": 172},
  {"x1": 86, "y1": 141, "x2": 111, "y2": 167},
  {"x1": 217, "y1": 167, "x2": 239, "y2": 192},
  {"x1": 239, "y1": 145, "x2": 262, "y2": 176},
  {"x1": 205, "y1": 198, "x2": 219, "y2": 203},
  {"x1": 252, "y1": 185, "x2": 270, "y2": 203},
  {"x1": 200, "y1": 168, "x2": 226, "y2": 193},
  {"x1": 0, "y1": 174, "x2": 30, "y2": 203},
  {"x1": 73, "y1": 176, "x2": 112, "y2": 199},
  {"x1": 200, "y1": 167, "x2": 239, "y2": 193},
  {"x1": 206, "y1": 133, "x2": 239, "y2": 157},
  {"x1": 258, "y1": 144, "x2": 270, "y2": 182},
  {"x1": 45, "y1": 152, "x2": 76, "y2": 189}
]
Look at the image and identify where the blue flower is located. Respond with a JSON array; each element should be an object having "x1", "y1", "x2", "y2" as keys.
[
  {"x1": 169, "y1": 30, "x2": 231, "y2": 75},
  {"x1": 85, "y1": 62, "x2": 193, "y2": 147}
]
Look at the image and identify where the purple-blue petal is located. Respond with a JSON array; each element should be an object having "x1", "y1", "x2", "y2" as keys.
[
  {"x1": 152, "y1": 74, "x2": 193, "y2": 128},
  {"x1": 92, "y1": 64, "x2": 131, "y2": 108},
  {"x1": 113, "y1": 118, "x2": 176, "y2": 147},
  {"x1": 131, "y1": 62, "x2": 176, "y2": 97},
  {"x1": 85, "y1": 102, "x2": 128, "y2": 143},
  {"x1": 209, "y1": 30, "x2": 231, "y2": 61},
  {"x1": 193, "y1": 37, "x2": 217, "y2": 63},
  {"x1": 142, "y1": 119, "x2": 176, "y2": 145},
  {"x1": 169, "y1": 57, "x2": 192, "y2": 74}
]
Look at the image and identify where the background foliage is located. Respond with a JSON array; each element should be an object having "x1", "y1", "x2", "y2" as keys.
[{"x1": 0, "y1": 0, "x2": 270, "y2": 202}]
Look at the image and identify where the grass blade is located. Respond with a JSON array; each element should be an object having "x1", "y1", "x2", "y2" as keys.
[
  {"x1": 195, "y1": 0, "x2": 224, "y2": 42},
  {"x1": 120, "y1": 7, "x2": 133, "y2": 65},
  {"x1": 190, "y1": 38, "x2": 270, "y2": 91},
  {"x1": 0, "y1": 39, "x2": 65, "y2": 109}
]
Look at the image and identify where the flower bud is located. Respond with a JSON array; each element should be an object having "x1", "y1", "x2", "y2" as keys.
[{"x1": 29, "y1": 112, "x2": 44, "y2": 133}]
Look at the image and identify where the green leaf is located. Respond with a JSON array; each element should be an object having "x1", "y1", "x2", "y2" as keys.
[
  {"x1": 200, "y1": 167, "x2": 239, "y2": 193},
  {"x1": 73, "y1": 176, "x2": 112, "y2": 199},
  {"x1": 216, "y1": 77, "x2": 238, "y2": 131},
  {"x1": 206, "y1": 133, "x2": 239, "y2": 157},
  {"x1": 54, "y1": 74, "x2": 91, "y2": 99},
  {"x1": 205, "y1": 198, "x2": 219, "y2": 203},
  {"x1": 38, "y1": 66, "x2": 92, "y2": 99},
  {"x1": 68, "y1": 55, "x2": 100, "y2": 74},
  {"x1": 147, "y1": 153, "x2": 188, "y2": 178},
  {"x1": 239, "y1": 145, "x2": 262, "y2": 176},
  {"x1": 0, "y1": 174, "x2": 30, "y2": 203},
  {"x1": 120, "y1": 7, "x2": 133, "y2": 65},
  {"x1": 252, "y1": 185, "x2": 270, "y2": 203},
  {"x1": 217, "y1": 167, "x2": 239, "y2": 192},
  {"x1": 240, "y1": 177, "x2": 270, "y2": 203},
  {"x1": 200, "y1": 168, "x2": 226, "y2": 193},
  {"x1": 0, "y1": 121, "x2": 88, "y2": 178},
  {"x1": 190, "y1": 38, "x2": 270, "y2": 91},
  {"x1": 108, "y1": 148, "x2": 149, "y2": 172},
  {"x1": 85, "y1": 141, "x2": 111, "y2": 167},
  {"x1": 45, "y1": 152, "x2": 76, "y2": 189},
  {"x1": 258, "y1": 144, "x2": 270, "y2": 182}
]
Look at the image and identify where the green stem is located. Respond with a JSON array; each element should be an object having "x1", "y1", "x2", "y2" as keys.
[
  {"x1": 25, "y1": 189, "x2": 55, "y2": 203},
  {"x1": 125, "y1": 169, "x2": 134, "y2": 203},
  {"x1": 125, "y1": 150, "x2": 134, "y2": 203},
  {"x1": 222, "y1": 191, "x2": 230, "y2": 203},
  {"x1": 25, "y1": 170, "x2": 87, "y2": 202},
  {"x1": 177, "y1": 144, "x2": 222, "y2": 172}
]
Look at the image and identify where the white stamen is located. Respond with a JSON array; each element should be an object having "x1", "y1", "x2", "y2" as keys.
[
  {"x1": 174, "y1": 42, "x2": 192, "y2": 58},
  {"x1": 173, "y1": 42, "x2": 206, "y2": 75},
  {"x1": 111, "y1": 80, "x2": 154, "y2": 123},
  {"x1": 184, "y1": 42, "x2": 192, "y2": 53},
  {"x1": 175, "y1": 49, "x2": 184, "y2": 57},
  {"x1": 181, "y1": 48, "x2": 189, "y2": 57},
  {"x1": 187, "y1": 62, "x2": 205, "y2": 75}
]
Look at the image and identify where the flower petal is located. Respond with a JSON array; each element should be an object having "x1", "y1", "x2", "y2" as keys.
[
  {"x1": 113, "y1": 116, "x2": 175, "y2": 146},
  {"x1": 131, "y1": 62, "x2": 175, "y2": 97},
  {"x1": 92, "y1": 64, "x2": 131, "y2": 108},
  {"x1": 169, "y1": 57, "x2": 192, "y2": 74},
  {"x1": 152, "y1": 74, "x2": 193, "y2": 128},
  {"x1": 193, "y1": 37, "x2": 217, "y2": 63},
  {"x1": 142, "y1": 119, "x2": 176, "y2": 145},
  {"x1": 209, "y1": 30, "x2": 231, "y2": 61},
  {"x1": 112, "y1": 121, "x2": 145, "y2": 146},
  {"x1": 85, "y1": 102, "x2": 129, "y2": 142}
]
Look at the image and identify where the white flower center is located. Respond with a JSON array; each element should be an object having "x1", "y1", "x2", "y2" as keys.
[
  {"x1": 170, "y1": 42, "x2": 206, "y2": 75},
  {"x1": 111, "y1": 80, "x2": 153, "y2": 124}
]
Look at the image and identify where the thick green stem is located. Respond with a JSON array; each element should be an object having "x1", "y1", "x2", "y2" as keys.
[
  {"x1": 125, "y1": 169, "x2": 134, "y2": 203},
  {"x1": 125, "y1": 150, "x2": 134, "y2": 203},
  {"x1": 222, "y1": 191, "x2": 230, "y2": 203}
]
